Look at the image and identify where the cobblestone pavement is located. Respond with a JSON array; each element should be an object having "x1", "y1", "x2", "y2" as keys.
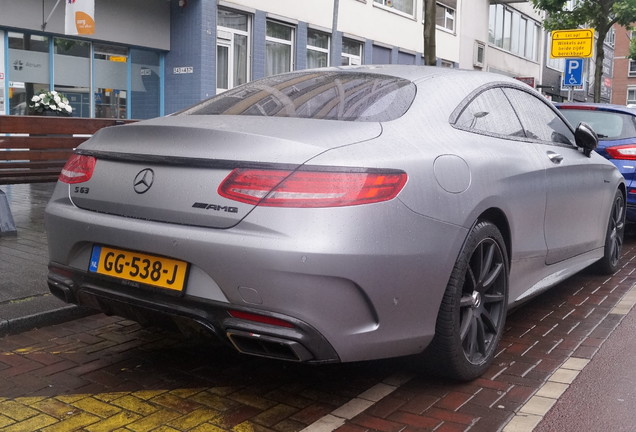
[{"x1": 1, "y1": 184, "x2": 636, "y2": 432}]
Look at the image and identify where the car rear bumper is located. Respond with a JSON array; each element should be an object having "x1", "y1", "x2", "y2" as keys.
[
  {"x1": 48, "y1": 262, "x2": 340, "y2": 363},
  {"x1": 45, "y1": 184, "x2": 466, "y2": 363}
]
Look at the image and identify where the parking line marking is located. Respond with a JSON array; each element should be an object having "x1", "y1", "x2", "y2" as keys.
[{"x1": 300, "y1": 373, "x2": 414, "y2": 432}]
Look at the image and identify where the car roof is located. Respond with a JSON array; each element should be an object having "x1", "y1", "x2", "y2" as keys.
[
  {"x1": 306, "y1": 64, "x2": 527, "y2": 87},
  {"x1": 555, "y1": 102, "x2": 636, "y2": 116}
]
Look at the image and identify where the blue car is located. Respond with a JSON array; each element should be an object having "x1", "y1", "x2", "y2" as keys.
[{"x1": 556, "y1": 103, "x2": 636, "y2": 222}]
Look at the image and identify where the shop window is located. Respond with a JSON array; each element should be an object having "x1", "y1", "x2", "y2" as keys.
[
  {"x1": 341, "y1": 39, "x2": 363, "y2": 66},
  {"x1": 8, "y1": 32, "x2": 50, "y2": 116},
  {"x1": 307, "y1": 29, "x2": 330, "y2": 69},
  {"x1": 54, "y1": 38, "x2": 90, "y2": 117},
  {"x1": 94, "y1": 43, "x2": 128, "y2": 119},
  {"x1": 217, "y1": 9, "x2": 250, "y2": 92},
  {"x1": 266, "y1": 21, "x2": 294, "y2": 76}
]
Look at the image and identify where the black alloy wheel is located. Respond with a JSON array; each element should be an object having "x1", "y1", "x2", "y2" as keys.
[
  {"x1": 596, "y1": 189, "x2": 625, "y2": 275},
  {"x1": 426, "y1": 220, "x2": 508, "y2": 381},
  {"x1": 459, "y1": 234, "x2": 507, "y2": 365}
]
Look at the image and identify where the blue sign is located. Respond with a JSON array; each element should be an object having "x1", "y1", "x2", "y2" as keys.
[{"x1": 564, "y1": 58, "x2": 584, "y2": 86}]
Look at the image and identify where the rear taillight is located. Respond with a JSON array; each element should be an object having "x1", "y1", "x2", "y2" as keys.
[
  {"x1": 218, "y1": 168, "x2": 408, "y2": 208},
  {"x1": 605, "y1": 145, "x2": 636, "y2": 160},
  {"x1": 59, "y1": 154, "x2": 96, "y2": 184}
]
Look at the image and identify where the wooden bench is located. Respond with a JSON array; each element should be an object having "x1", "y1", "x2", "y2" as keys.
[{"x1": 0, "y1": 115, "x2": 136, "y2": 185}]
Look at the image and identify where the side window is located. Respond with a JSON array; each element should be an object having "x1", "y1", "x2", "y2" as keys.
[
  {"x1": 455, "y1": 88, "x2": 525, "y2": 137},
  {"x1": 502, "y1": 88, "x2": 575, "y2": 145}
]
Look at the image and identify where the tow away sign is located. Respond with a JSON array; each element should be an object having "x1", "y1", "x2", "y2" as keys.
[{"x1": 551, "y1": 29, "x2": 594, "y2": 58}]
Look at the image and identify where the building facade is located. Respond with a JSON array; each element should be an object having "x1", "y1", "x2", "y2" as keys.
[
  {"x1": 611, "y1": 23, "x2": 635, "y2": 106},
  {"x1": 0, "y1": 0, "x2": 168, "y2": 119},
  {"x1": 1, "y1": 0, "x2": 617, "y2": 120}
]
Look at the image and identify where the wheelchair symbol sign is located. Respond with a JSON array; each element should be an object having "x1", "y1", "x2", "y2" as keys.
[{"x1": 564, "y1": 59, "x2": 584, "y2": 87}]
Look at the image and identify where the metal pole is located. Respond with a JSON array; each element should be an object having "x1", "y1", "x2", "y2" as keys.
[
  {"x1": 42, "y1": 0, "x2": 63, "y2": 31},
  {"x1": 331, "y1": 0, "x2": 339, "y2": 67}
]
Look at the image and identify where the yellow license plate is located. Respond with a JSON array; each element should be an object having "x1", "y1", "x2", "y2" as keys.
[{"x1": 89, "y1": 245, "x2": 189, "y2": 292}]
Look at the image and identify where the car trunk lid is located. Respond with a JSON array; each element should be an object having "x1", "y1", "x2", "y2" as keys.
[{"x1": 68, "y1": 115, "x2": 382, "y2": 229}]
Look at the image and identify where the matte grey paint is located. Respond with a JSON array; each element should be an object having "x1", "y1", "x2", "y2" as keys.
[{"x1": 45, "y1": 66, "x2": 625, "y2": 364}]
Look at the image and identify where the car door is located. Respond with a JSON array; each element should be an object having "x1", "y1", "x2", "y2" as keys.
[{"x1": 503, "y1": 88, "x2": 609, "y2": 265}]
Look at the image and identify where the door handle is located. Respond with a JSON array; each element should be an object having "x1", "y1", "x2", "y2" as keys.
[{"x1": 547, "y1": 151, "x2": 563, "y2": 164}]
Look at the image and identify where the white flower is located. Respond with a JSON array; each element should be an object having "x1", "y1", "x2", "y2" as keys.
[{"x1": 29, "y1": 89, "x2": 73, "y2": 115}]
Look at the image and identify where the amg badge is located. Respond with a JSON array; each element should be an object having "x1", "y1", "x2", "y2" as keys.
[{"x1": 192, "y1": 202, "x2": 239, "y2": 213}]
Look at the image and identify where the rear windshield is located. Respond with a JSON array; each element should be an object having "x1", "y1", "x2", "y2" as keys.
[
  {"x1": 559, "y1": 108, "x2": 636, "y2": 140},
  {"x1": 180, "y1": 71, "x2": 416, "y2": 122}
]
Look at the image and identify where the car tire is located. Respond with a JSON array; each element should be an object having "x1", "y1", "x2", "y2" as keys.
[
  {"x1": 425, "y1": 220, "x2": 508, "y2": 381},
  {"x1": 595, "y1": 189, "x2": 625, "y2": 275}
]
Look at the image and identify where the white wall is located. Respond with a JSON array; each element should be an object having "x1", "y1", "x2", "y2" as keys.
[
  {"x1": 222, "y1": 0, "x2": 425, "y2": 55},
  {"x1": 458, "y1": 0, "x2": 488, "y2": 69}
]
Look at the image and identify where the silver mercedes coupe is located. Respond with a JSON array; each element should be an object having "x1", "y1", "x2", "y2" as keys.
[{"x1": 45, "y1": 66, "x2": 625, "y2": 380}]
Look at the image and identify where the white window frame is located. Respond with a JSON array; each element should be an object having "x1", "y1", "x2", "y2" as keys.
[
  {"x1": 474, "y1": 41, "x2": 485, "y2": 68},
  {"x1": 307, "y1": 29, "x2": 330, "y2": 69},
  {"x1": 265, "y1": 20, "x2": 295, "y2": 76},
  {"x1": 488, "y1": 3, "x2": 540, "y2": 62},
  {"x1": 435, "y1": 2, "x2": 455, "y2": 33},
  {"x1": 629, "y1": 59, "x2": 636, "y2": 78},
  {"x1": 628, "y1": 87, "x2": 636, "y2": 106},
  {"x1": 605, "y1": 27, "x2": 615, "y2": 47},
  {"x1": 373, "y1": 0, "x2": 415, "y2": 18},
  {"x1": 216, "y1": 10, "x2": 250, "y2": 93},
  {"x1": 341, "y1": 39, "x2": 363, "y2": 66}
]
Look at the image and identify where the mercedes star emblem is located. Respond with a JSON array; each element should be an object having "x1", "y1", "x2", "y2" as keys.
[{"x1": 133, "y1": 168, "x2": 155, "y2": 194}]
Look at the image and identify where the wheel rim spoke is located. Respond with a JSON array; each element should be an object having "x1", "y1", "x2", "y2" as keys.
[
  {"x1": 460, "y1": 236, "x2": 506, "y2": 364},
  {"x1": 459, "y1": 307, "x2": 474, "y2": 341},
  {"x1": 479, "y1": 243, "x2": 495, "y2": 283},
  {"x1": 479, "y1": 308, "x2": 497, "y2": 334},
  {"x1": 609, "y1": 196, "x2": 625, "y2": 267},
  {"x1": 481, "y1": 262, "x2": 503, "y2": 290}
]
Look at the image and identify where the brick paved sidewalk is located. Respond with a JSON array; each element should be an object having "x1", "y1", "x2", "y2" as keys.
[
  {"x1": 1, "y1": 182, "x2": 636, "y2": 431},
  {"x1": 0, "y1": 184, "x2": 92, "y2": 336},
  {"x1": 0, "y1": 238, "x2": 634, "y2": 431}
]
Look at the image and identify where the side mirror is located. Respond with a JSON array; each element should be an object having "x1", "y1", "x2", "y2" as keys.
[{"x1": 574, "y1": 122, "x2": 598, "y2": 157}]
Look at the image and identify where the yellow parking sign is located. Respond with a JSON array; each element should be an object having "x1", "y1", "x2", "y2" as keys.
[{"x1": 551, "y1": 29, "x2": 594, "y2": 58}]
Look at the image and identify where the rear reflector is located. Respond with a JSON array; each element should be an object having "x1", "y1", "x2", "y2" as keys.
[
  {"x1": 219, "y1": 168, "x2": 407, "y2": 208},
  {"x1": 606, "y1": 145, "x2": 636, "y2": 160},
  {"x1": 59, "y1": 154, "x2": 96, "y2": 184},
  {"x1": 228, "y1": 310, "x2": 295, "y2": 328}
]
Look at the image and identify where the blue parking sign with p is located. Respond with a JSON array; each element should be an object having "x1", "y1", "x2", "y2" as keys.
[{"x1": 564, "y1": 58, "x2": 584, "y2": 86}]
